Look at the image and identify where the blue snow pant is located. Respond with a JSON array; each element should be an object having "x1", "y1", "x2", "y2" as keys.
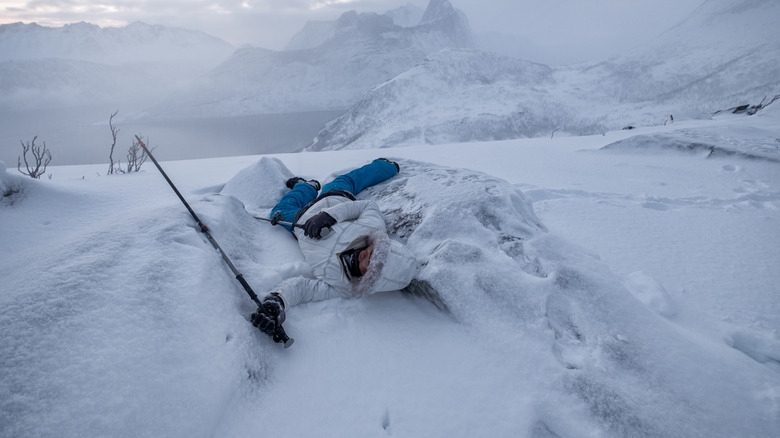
[{"x1": 270, "y1": 159, "x2": 398, "y2": 233}]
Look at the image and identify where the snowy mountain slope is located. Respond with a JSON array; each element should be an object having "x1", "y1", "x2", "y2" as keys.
[
  {"x1": 0, "y1": 21, "x2": 234, "y2": 110},
  {"x1": 1, "y1": 111, "x2": 779, "y2": 436},
  {"x1": 585, "y1": 0, "x2": 780, "y2": 106},
  {"x1": 309, "y1": 0, "x2": 780, "y2": 151},
  {"x1": 306, "y1": 49, "x2": 607, "y2": 151},
  {"x1": 144, "y1": 0, "x2": 474, "y2": 118}
]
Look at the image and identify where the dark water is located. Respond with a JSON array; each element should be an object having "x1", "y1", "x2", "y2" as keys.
[{"x1": 1, "y1": 107, "x2": 343, "y2": 167}]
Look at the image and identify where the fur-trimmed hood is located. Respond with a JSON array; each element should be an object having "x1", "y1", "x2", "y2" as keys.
[
  {"x1": 349, "y1": 230, "x2": 419, "y2": 297},
  {"x1": 293, "y1": 195, "x2": 419, "y2": 299}
]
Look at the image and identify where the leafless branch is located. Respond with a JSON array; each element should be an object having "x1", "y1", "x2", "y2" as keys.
[
  {"x1": 107, "y1": 110, "x2": 119, "y2": 175},
  {"x1": 17, "y1": 135, "x2": 52, "y2": 179},
  {"x1": 125, "y1": 135, "x2": 151, "y2": 172}
]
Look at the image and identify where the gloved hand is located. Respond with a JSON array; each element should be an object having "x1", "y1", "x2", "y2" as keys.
[
  {"x1": 251, "y1": 293, "x2": 286, "y2": 336},
  {"x1": 304, "y1": 211, "x2": 336, "y2": 239}
]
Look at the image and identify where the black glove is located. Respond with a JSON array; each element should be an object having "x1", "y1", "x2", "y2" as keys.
[
  {"x1": 251, "y1": 293, "x2": 286, "y2": 336},
  {"x1": 304, "y1": 211, "x2": 336, "y2": 239}
]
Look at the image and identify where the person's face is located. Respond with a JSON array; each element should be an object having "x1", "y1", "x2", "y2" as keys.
[{"x1": 358, "y1": 245, "x2": 374, "y2": 275}]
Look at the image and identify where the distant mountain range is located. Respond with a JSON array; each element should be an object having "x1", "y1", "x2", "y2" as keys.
[
  {"x1": 142, "y1": 0, "x2": 475, "y2": 118},
  {"x1": 0, "y1": 21, "x2": 234, "y2": 110},
  {"x1": 308, "y1": 0, "x2": 780, "y2": 150},
  {"x1": 1, "y1": 0, "x2": 778, "y2": 152}
]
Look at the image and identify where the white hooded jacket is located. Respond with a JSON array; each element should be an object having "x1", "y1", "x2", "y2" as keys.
[{"x1": 274, "y1": 195, "x2": 419, "y2": 309}]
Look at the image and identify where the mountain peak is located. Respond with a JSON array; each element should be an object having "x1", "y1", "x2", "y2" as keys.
[
  {"x1": 420, "y1": 0, "x2": 458, "y2": 25},
  {"x1": 418, "y1": 0, "x2": 474, "y2": 48}
]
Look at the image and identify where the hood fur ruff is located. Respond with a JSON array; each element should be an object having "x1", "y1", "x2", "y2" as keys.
[{"x1": 352, "y1": 230, "x2": 419, "y2": 297}]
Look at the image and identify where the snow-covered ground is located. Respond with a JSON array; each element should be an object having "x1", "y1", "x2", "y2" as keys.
[{"x1": 2, "y1": 106, "x2": 778, "y2": 437}]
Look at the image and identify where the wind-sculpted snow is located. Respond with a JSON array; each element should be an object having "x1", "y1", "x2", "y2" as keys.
[
  {"x1": 0, "y1": 170, "x2": 276, "y2": 438},
  {"x1": 349, "y1": 159, "x2": 777, "y2": 437},
  {"x1": 601, "y1": 132, "x2": 780, "y2": 163},
  {"x1": 216, "y1": 157, "x2": 780, "y2": 437},
  {"x1": 601, "y1": 108, "x2": 780, "y2": 163},
  {"x1": 3, "y1": 149, "x2": 779, "y2": 437}
]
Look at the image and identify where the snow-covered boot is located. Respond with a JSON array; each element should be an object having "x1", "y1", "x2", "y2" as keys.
[
  {"x1": 378, "y1": 158, "x2": 400, "y2": 172},
  {"x1": 286, "y1": 177, "x2": 321, "y2": 191}
]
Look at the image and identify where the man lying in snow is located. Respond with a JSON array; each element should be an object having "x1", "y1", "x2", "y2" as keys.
[{"x1": 251, "y1": 158, "x2": 419, "y2": 337}]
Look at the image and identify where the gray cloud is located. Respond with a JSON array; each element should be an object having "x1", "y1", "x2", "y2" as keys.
[{"x1": 2, "y1": 0, "x2": 704, "y2": 64}]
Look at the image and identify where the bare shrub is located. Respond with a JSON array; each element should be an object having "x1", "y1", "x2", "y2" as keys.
[
  {"x1": 123, "y1": 135, "x2": 151, "y2": 173},
  {"x1": 17, "y1": 135, "x2": 52, "y2": 179}
]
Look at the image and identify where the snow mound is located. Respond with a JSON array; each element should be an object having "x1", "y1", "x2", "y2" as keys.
[
  {"x1": 220, "y1": 157, "x2": 294, "y2": 209},
  {"x1": 1, "y1": 160, "x2": 25, "y2": 203}
]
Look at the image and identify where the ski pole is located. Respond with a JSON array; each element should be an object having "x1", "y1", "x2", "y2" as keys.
[
  {"x1": 255, "y1": 212, "x2": 331, "y2": 238},
  {"x1": 254, "y1": 214, "x2": 298, "y2": 229},
  {"x1": 137, "y1": 136, "x2": 293, "y2": 348}
]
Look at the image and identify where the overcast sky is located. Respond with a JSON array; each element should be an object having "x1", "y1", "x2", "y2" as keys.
[{"x1": 1, "y1": 0, "x2": 705, "y2": 64}]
